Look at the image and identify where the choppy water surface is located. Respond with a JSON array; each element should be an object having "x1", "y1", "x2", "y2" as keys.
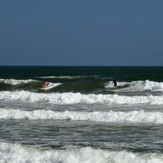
[{"x1": 0, "y1": 66, "x2": 163, "y2": 163}]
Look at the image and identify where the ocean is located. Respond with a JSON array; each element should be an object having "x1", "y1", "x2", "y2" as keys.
[{"x1": 0, "y1": 66, "x2": 163, "y2": 163}]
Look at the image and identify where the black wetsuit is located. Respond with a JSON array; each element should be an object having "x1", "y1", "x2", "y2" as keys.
[{"x1": 113, "y1": 80, "x2": 117, "y2": 87}]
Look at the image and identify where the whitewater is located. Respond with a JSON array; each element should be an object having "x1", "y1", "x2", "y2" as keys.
[
  {"x1": 0, "y1": 142, "x2": 163, "y2": 163},
  {"x1": 0, "y1": 66, "x2": 163, "y2": 163}
]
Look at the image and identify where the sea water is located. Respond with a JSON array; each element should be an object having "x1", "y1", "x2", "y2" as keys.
[{"x1": 0, "y1": 66, "x2": 163, "y2": 163}]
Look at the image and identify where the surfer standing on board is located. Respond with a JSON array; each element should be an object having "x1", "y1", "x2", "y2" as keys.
[{"x1": 112, "y1": 79, "x2": 117, "y2": 90}]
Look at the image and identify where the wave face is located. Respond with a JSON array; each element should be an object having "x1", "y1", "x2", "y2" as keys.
[
  {"x1": 1, "y1": 78, "x2": 163, "y2": 94},
  {"x1": 0, "y1": 66, "x2": 163, "y2": 162},
  {"x1": 0, "y1": 66, "x2": 163, "y2": 94}
]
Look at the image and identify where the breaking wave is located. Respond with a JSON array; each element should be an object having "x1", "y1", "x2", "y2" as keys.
[
  {"x1": 0, "y1": 91, "x2": 163, "y2": 105},
  {"x1": 1, "y1": 78, "x2": 163, "y2": 93},
  {"x1": 0, "y1": 142, "x2": 162, "y2": 163},
  {"x1": 0, "y1": 109, "x2": 162, "y2": 124}
]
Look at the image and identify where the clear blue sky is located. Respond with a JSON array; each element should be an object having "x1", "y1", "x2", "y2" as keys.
[{"x1": 0, "y1": 0, "x2": 163, "y2": 66}]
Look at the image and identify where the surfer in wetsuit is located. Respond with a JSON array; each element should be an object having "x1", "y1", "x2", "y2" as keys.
[{"x1": 112, "y1": 79, "x2": 117, "y2": 90}]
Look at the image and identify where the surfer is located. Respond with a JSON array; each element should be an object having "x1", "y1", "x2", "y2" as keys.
[
  {"x1": 43, "y1": 82, "x2": 49, "y2": 88},
  {"x1": 112, "y1": 79, "x2": 117, "y2": 90}
]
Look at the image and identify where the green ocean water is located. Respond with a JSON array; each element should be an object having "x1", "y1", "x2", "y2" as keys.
[
  {"x1": 1, "y1": 66, "x2": 163, "y2": 81},
  {"x1": 0, "y1": 66, "x2": 163, "y2": 94}
]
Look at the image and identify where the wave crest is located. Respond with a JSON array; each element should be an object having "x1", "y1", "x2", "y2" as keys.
[
  {"x1": 0, "y1": 109, "x2": 162, "y2": 123},
  {"x1": 0, "y1": 91, "x2": 163, "y2": 105}
]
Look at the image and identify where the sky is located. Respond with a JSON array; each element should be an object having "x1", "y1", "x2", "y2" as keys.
[{"x1": 0, "y1": 0, "x2": 163, "y2": 66}]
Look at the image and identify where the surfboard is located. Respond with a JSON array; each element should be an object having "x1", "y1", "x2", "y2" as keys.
[
  {"x1": 40, "y1": 87, "x2": 49, "y2": 91},
  {"x1": 107, "y1": 88, "x2": 117, "y2": 93},
  {"x1": 40, "y1": 83, "x2": 60, "y2": 91},
  {"x1": 40, "y1": 85, "x2": 54, "y2": 91}
]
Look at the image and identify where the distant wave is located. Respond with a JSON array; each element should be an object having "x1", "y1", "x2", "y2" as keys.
[
  {"x1": 0, "y1": 91, "x2": 163, "y2": 105},
  {"x1": 0, "y1": 142, "x2": 162, "y2": 163},
  {"x1": 38, "y1": 75, "x2": 101, "y2": 79},
  {"x1": 0, "y1": 79, "x2": 36, "y2": 85},
  {"x1": 0, "y1": 109, "x2": 162, "y2": 123}
]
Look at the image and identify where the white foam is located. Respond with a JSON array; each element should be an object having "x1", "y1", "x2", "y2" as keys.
[
  {"x1": 0, "y1": 109, "x2": 162, "y2": 123},
  {"x1": 0, "y1": 142, "x2": 162, "y2": 163},
  {"x1": 0, "y1": 79, "x2": 35, "y2": 85},
  {"x1": 39, "y1": 75, "x2": 94, "y2": 79},
  {"x1": 144, "y1": 80, "x2": 163, "y2": 92},
  {"x1": 39, "y1": 75, "x2": 76, "y2": 79},
  {"x1": 105, "y1": 80, "x2": 163, "y2": 92},
  {"x1": 0, "y1": 91, "x2": 163, "y2": 105}
]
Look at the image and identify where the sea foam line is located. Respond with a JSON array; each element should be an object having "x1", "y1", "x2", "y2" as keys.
[
  {"x1": 0, "y1": 142, "x2": 162, "y2": 163},
  {"x1": 0, "y1": 91, "x2": 163, "y2": 105},
  {"x1": 0, "y1": 79, "x2": 36, "y2": 85},
  {"x1": 0, "y1": 109, "x2": 162, "y2": 123}
]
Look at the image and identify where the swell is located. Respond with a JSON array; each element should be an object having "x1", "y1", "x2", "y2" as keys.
[{"x1": 1, "y1": 78, "x2": 163, "y2": 94}]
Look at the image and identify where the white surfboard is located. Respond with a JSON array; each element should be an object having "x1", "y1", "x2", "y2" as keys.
[
  {"x1": 40, "y1": 87, "x2": 49, "y2": 91},
  {"x1": 40, "y1": 83, "x2": 61, "y2": 91}
]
